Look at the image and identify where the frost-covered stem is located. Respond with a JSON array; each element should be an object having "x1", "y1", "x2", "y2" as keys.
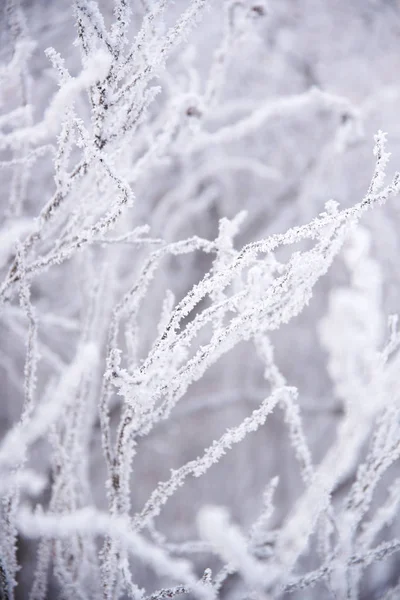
[
  {"x1": 145, "y1": 585, "x2": 189, "y2": 600},
  {"x1": 131, "y1": 389, "x2": 287, "y2": 532},
  {"x1": 0, "y1": 244, "x2": 39, "y2": 599},
  {"x1": 0, "y1": 159, "x2": 88, "y2": 302},
  {"x1": 282, "y1": 538, "x2": 400, "y2": 595},
  {"x1": 5, "y1": 0, "x2": 33, "y2": 217},
  {"x1": 99, "y1": 236, "x2": 216, "y2": 482},
  {"x1": 148, "y1": 172, "x2": 399, "y2": 364}
]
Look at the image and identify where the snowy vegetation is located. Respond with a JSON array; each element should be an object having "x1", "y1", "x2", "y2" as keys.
[{"x1": 2, "y1": 0, "x2": 400, "y2": 598}]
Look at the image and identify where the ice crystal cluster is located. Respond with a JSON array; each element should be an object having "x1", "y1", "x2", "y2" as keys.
[{"x1": 1, "y1": 1, "x2": 400, "y2": 599}]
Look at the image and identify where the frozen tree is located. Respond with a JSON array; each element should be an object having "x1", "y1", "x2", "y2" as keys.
[{"x1": 2, "y1": 1, "x2": 400, "y2": 599}]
